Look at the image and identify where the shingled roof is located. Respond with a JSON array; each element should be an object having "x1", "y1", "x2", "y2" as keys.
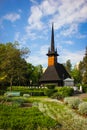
[{"x1": 40, "y1": 63, "x2": 71, "y2": 83}]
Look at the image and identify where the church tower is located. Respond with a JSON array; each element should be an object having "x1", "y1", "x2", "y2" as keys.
[
  {"x1": 39, "y1": 23, "x2": 71, "y2": 86},
  {"x1": 47, "y1": 23, "x2": 59, "y2": 66}
]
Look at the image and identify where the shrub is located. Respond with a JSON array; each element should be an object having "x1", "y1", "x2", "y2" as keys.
[
  {"x1": 44, "y1": 88, "x2": 57, "y2": 97},
  {"x1": 23, "y1": 94, "x2": 30, "y2": 97},
  {"x1": 45, "y1": 87, "x2": 74, "y2": 99},
  {"x1": 78, "y1": 102, "x2": 87, "y2": 115},
  {"x1": 7, "y1": 86, "x2": 45, "y2": 96},
  {"x1": 64, "y1": 97, "x2": 82, "y2": 109},
  {"x1": 45, "y1": 84, "x2": 56, "y2": 89},
  {"x1": 64, "y1": 97, "x2": 72, "y2": 104},
  {"x1": 82, "y1": 84, "x2": 87, "y2": 93},
  {"x1": 0, "y1": 90, "x2": 6, "y2": 95},
  {"x1": 55, "y1": 87, "x2": 74, "y2": 98},
  {"x1": 52, "y1": 92, "x2": 63, "y2": 100}
]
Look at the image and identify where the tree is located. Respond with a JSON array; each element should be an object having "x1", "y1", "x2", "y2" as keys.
[
  {"x1": 25, "y1": 63, "x2": 35, "y2": 85},
  {"x1": 64, "y1": 59, "x2": 72, "y2": 74},
  {"x1": 71, "y1": 68, "x2": 82, "y2": 84},
  {"x1": 31, "y1": 65, "x2": 43, "y2": 85},
  {"x1": 81, "y1": 47, "x2": 87, "y2": 84},
  {"x1": 0, "y1": 42, "x2": 29, "y2": 90},
  {"x1": 23, "y1": 63, "x2": 43, "y2": 85}
]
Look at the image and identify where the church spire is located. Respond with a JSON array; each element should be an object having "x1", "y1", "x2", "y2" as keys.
[
  {"x1": 51, "y1": 23, "x2": 55, "y2": 52},
  {"x1": 47, "y1": 23, "x2": 59, "y2": 56}
]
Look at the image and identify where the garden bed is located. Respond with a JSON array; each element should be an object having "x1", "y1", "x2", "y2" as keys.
[
  {"x1": 21, "y1": 102, "x2": 32, "y2": 107},
  {"x1": 0, "y1": 96, "x2": 87, "y2": 130}
]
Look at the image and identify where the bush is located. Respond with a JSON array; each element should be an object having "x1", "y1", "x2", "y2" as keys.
[
  {"x1": 55, "y1": 87, "x2": 74, "y2": 98},
  {"x1": 52, "y1": 92, "x2": 63, "y2": 100},
  {"x1": 64, "y1": 97, "x2": 82, "y2": 109},
  {"x1": 23, "y1": 94, "x2": 30, "y2": 97},
  {"x1": 45, "y1": 84, "x2": 56, "y2": 89},
  {"x1": 45, "y1": 87, "x2": 74, "y2": 99},
  {"x1": 78, "y1": 102, "x2": 87, "y2": 115},
  {"x1": 64, "y1": 97, "x2": 72, "y2": 104},
  {"x1": 82, "y1": 84, "x2": 87, "y2": 93},
  {"x1": 7, "y1": 86, "x2": 45, "y2": 96},
  {"x1": 44, "y1": 88, "x2": 57, "y2": 97},
  {"x1": 0, "y1": 90, "x2": 6, "y2": 95}
]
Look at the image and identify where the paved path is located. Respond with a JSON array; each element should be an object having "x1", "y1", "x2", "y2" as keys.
[{"x1": 74, "y1": 93, "x2": 87, "y2": 99}]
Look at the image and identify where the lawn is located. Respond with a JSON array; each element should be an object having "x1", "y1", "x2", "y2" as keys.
[{"x1": 0, "y1": 96, "x2": 87, "y2": 130}]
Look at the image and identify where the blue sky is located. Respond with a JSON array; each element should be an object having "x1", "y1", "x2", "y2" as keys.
[{"x1": 0, "y1": 0, "x2": 87, "y2": 68}]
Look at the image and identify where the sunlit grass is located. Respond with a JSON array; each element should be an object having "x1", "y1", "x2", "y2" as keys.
[{"x1": 0, "y1": 95, "x2": 87, "y2": 130}]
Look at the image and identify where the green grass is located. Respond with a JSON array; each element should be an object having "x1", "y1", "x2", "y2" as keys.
[
  {"x1": 0, "y1": 104, "x2": 58, "y2": 130},
  {"x1": 0, "y1": 96, "x2": 87, "y2": 130},
  {"x1": 83, "y1": 98, "x2": 87, "y2": 102}
]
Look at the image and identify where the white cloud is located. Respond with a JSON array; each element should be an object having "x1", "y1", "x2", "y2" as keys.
[
  {"x1": 50, "y1": 0, "x2": 87, "y2": 31},
  {"x1": 26, "y1": 55, "x2": 47, "y2": 67},
  {"x1": 26, "y1": 45, "x2": 84, "y2": 68},
  {"x1": 60, "y1": 24, "x2": 78, "y2": 36},
  {"x1": 40, "y1": 45, "x2": 49, "y2": 55},
  {"x1": 30, "y1": 0, "x2": 38, "y2": 4},
  {"x1": 40, "y1": 0, "x2": 59, "y2": 15},
  {"x1": 26, "y1": 44, "x2": 49, "y2": 66},
  {"x1": 63, "y1": 40, "x2": 74, "y2": 45},
  {"x1": 3, "y1": 13, "x2": 20, "y2": 22},
  {"x1": 28, "y1": 5, "x2": 43, "y2": 30},
  {"x1": 59, "y1": 48, "x2": 84, "y2": 67},
  {"x1": 26, "y1": 0, "x2": 87, "y2": 38},
  {"x1": 12, "y1": 0, "x2": 86, "y2": 68}
]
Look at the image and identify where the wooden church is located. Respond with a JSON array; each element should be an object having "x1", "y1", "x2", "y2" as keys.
[{"x1": 39, "y1": 23, "x2": 71, "y2": 86}]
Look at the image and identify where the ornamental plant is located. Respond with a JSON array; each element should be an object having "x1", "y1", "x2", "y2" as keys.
[
  {"x1": 64, "y1": 97, "x2": 82, "y2": 109},
  {"x1": 52, "y1": 87, "x2": 74, "y2": 100},
  {"x1": 64, "y1": 97, "x2": 71, "y2": 104},
  {"x1": 78, "y1": 102, "x2": 87, "y2": 115}
]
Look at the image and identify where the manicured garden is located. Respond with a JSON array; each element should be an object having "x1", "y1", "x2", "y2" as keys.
[
  {"x1": 0, "y1": 95, "x2": 58, "y2": 130},
  {"x1": 0, "y1": 93, "x2": 87, "y2": 130}
]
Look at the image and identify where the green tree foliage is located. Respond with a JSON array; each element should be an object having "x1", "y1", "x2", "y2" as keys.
[
  {"x1": 0, "y1": 42, "x2": 29, "y2": 89},
  {"x1": 79, "y1": 47, "x2": 87, "y2": 84},
  {"x1": 25, "y1": 64, "x2": 43, "y2": 85},
  {"x1": 31, "y1": 65, "x2": 43, "y2": 85},
  {"x1": 71, "y1": 68, "x2": 82, "y2": 84},
  {"x1": 0, "y1": 42, "x2": 43, "y2": 89},
  {"x1": 64, "y1": 59, "x2": 72, "y2": 74}
]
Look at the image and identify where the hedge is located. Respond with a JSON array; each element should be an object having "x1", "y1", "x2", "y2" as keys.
[{"x1": 7, "y1": 86, "x2": 45, "y2": 96}]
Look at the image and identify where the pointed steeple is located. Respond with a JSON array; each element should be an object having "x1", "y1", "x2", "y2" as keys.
[
  {"x1": 51, "y1": 23, "x2": 55, "y2": 52},
  {"x1": 47, "y1": 23, "x2": 59, "y2": 56}
]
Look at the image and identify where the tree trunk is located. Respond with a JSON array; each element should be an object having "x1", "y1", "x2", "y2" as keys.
[{"x1": 10, "y1": 77, "x2": 13, "y2": 91}]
